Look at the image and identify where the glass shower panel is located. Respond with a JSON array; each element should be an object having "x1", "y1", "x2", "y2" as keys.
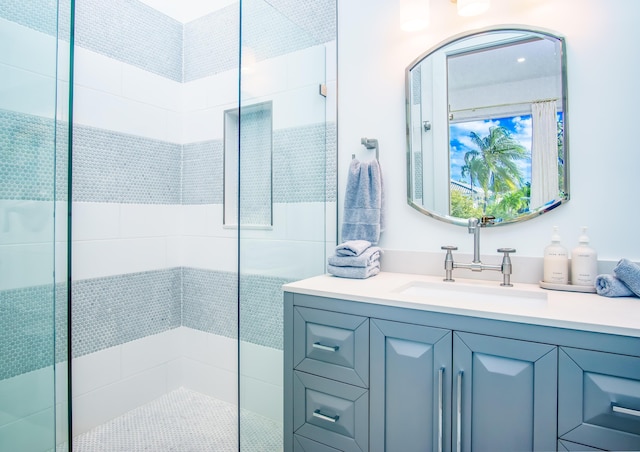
[
  {"x1": 238, "y1": 0, "x2": 334, "y2": 449},
  {"x1": 0, "y1": 0, "x2": 71, "y2": 450}
]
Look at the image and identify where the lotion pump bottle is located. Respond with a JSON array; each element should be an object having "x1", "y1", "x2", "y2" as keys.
[
  {"x1": 571, "y1": 226, "x2": 598, "y2": 286},
  {"x1": 544, "y1": 226, "x2": 569, "y2": 284}
]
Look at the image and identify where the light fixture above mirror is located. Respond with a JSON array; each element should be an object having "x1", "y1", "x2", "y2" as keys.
[{"x1": 451, "y1": 0, "x2": 491, "y2": 17}]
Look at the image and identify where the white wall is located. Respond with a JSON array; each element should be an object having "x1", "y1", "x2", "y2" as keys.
[{"x1": 338, "y1": 0, "x2": 640, "y2": 267}]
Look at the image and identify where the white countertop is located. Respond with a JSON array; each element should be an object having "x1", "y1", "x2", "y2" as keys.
[{"x1": 283, "y1": 272, "x2": 640, "y2": 338}]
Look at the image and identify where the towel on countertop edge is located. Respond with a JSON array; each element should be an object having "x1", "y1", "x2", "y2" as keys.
[
  {"x1": 614, "y1": 258, "x2": 640, "y2": 297},
  {"x1": 341, "y1": 159, "x2": 384, "y2": 245},
  {"x1": 595, "y1": 274, "x2": 635, "y2": 297},
  {"x1": 328, "y1": 246, "x2": 382, "y2": 268},
  {"x1": 327, "y1": 261, "x2": 380, "y2": 279},
  {"x1": 335, "y1": 240, "x2": 373, "y2": 257}
]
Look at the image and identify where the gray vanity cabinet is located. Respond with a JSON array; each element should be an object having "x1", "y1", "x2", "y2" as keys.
[
  {"x1": 453, "y1": 332, "x2": 557, "y2": 452},
  {"x1": 369, "y1": 321, "x2": 557, "y2": 452},
  {"x1": 284, "y1": 290, "x2": 640, "y2": 452},
  {"x1": 369, "y1": 319, "x2": 452, "y2": 452}
]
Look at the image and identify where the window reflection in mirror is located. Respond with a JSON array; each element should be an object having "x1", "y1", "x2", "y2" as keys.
[{"x1": 406, "y1": 27, "x2": 568, "y2": 226}]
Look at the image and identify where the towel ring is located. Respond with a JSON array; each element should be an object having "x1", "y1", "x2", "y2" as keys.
[{"x1": 352, "y1": 137, "x2": 379, "y2": 160}]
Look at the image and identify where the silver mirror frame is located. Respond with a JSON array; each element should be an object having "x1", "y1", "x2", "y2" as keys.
[{"x1": 405, "y1": 25, "x2": 569, "y2": 227}]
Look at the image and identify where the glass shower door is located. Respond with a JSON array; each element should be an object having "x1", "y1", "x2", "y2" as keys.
[
  {"x1": 238, "y1": 0, "x2": 335, "y2": 449},
  {"x1": 0, "y1": 1, "x2": 72, "y2": 450}
]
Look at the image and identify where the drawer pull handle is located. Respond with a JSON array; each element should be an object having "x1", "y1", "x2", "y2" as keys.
[
  {"x1": 456, "y1": 370, "x2": 463, "y2": 452},
  {"x1": 613, "y1": 405, "x2": 640, "y2": 417},
  {"x1": 438, "y1": 367, "x2": 445, "y2": 452},
  {"x1": 313, "y1": 409, "x2": 339, "y2": 423},
  {"x1": 313, "y1": 342, "x2": 339, "y2": 352}
]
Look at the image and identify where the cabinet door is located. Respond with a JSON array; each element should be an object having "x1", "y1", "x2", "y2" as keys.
[
  {"x1": 370, "y1": 319, "x2": 452, "y2": 452},
  {"x1": 558, "y1": 347, "x2": 640, "y2": 451},
  {"x1": 453, "y1": 332, "x2": 557, "y2": 452}
]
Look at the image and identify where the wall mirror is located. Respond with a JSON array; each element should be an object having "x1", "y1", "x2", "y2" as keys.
[{"x1": 406, "y1": 26, "x2": 568, "y2": 226}]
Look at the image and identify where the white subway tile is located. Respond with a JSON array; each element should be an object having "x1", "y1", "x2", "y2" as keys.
[
  {"x1": 0, "y1": 367, "x2": 54, "y2": 427},
  {"x1": 73, "y1": 47, "x2": 122, "y2": 95},
  {"x1": 239, "y1": 238, "x2": 326, "y2": 279},
  {"x1": 0, "y1": 200, "x2": 55, "y2": 246},
  {"x1": 0, "y1": 63, "x2": 56, "y2": 118},
  {"x1": 71, "y1": 346, "x2": 121, "y2": 396},
  {"x1": 121, "y1": 64, "x2": 182, "y2": 112},
  {"x1": 71, "y1": 237, "x2": 170, "y2": 280},
  {"x1": 120, "y1": 204, "x2": 180, "y2": 238},
  {"x1": 0, "y1": 408, "x2": 55, "y2": 452},
  {"x1": 180, "y1": 236, "x2": 237, "y2": 271},
  {"x1": 72, "y1": 366, "x2": 168, "y2": 435},
  {"x1": 181, "y1": 328, "x2": 237, "y2": 371},
  {"x1": 72, "y1": 202, "x2": 120, "y2": 241},
  {"x1": 239, "y1": 342, "x2": 282, "y2": 387},
  {"x1": 239, "y1": 375, "x2": 282, "y2": 424},
  {"x1": 0, "y1": 18, "x2": 56, "y2": 76},
  {"x1": 272, "y1": 85, "x2": 326, "y2": 130},
  {"x1": 0, "y1": 243, "x2": 55, "y2": 290},
  {"x1": 180, "y1": 358, "x2": 237, "y2": 405},
  {"x1": 286, "y1": 45, "x2": 326, "y2": 92},
  {"x1": 121, "y1": 329, "x2": 182, "y2": 377}
]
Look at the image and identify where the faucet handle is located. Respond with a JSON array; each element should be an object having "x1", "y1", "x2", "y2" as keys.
[
  {"x1": 497, "y1": 248, "x2": 516, "y2": 287},
  {"x1": 441, "y1": 246, "x2": 457, "y2": 282}
]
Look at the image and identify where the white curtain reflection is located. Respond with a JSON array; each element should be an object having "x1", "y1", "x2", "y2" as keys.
[{"x1": 530, "y1": 100, "x2": 559, "y2": 209}]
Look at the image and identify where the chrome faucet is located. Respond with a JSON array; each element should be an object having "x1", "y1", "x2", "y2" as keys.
[{"x1": 441, "y1": 217, "x2": 516, "y2": 286}]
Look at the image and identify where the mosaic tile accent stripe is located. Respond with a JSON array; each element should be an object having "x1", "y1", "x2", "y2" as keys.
[
  {"x1": 183, "y1": 4, "x2": 239, "y2": 83},
  {"x1": 3, "y1": 267, "x2": 290, "y2": 379},
  {"x1": 74, "y1": 0, "x2": 183, "y2": 82},
  {"x1": 0, "y1": 109, "x2": 56, "y2": 201},
  {"x1": 71, "y1": 268, "x2": 182, "y2": 358},
  {"x1": 72, "y1": 124, "x2": 181, "y2": 204},
  {"x1": 273, "y1": 122, "x2": 331, "y2": 203},
  {"x1": 326, "y1": 122, "x2": 337, "y2": 202},
  {"x1": 0, "y1": 284, "x2": 55, "y2": 380},
  {"x1": 181, "y1": 268, "x2": 238, "y2": 340},
  {"x1": 239, "y1": 273, "x2": 288, "y2": 350},
  {"x1": 181, "y1": 268, "x2": 288, "y2": 350},
  {"x1": 3, "y1": 113, "x2": 331, "y2": 205},
  {"x1": 264, "y1": 0, "x2": 337, "y2": 45},
  {"x1": 182, "y1": 140, "x2": 223, "y2": 205},
  {"x1": 0, "y1": 0, "x2": 59, "y2": 37}
]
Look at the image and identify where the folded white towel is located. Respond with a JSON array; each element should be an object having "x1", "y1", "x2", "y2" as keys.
[
  {"x1": 327, "y1": 261, "x2": 380, "y2": 279},
  {"x1": 335, "y1": 240, "x2": 372, "y2": 257},
  {"x1": 328, "y1": 246, "x2": 381, "y2": 268}
]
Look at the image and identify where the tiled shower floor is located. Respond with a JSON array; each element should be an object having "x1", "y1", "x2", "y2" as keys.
[{"x1": 71, "y1": 388, "x2": 282, "y2": 452}]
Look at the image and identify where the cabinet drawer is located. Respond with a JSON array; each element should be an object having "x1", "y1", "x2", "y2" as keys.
[
  {"x1": 293, "y1": 371, "x2": 368, "y2": 452},
  {"x1": 294, "y1": 434, "x2": 341, "y2": 451},
  {"x1": 294, "y1": 306, "x2": 369, "y2": 387},
  {"x1": 559, "y1": 347, "x2": 640, "y2": 451},
  {"x1": 558, "y1": 439, "x2": 604, "y2": 451}
]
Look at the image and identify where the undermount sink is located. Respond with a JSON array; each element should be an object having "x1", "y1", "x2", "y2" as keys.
[{"x1": 394, "y1": 280, "x2": 548, "y2": 308}]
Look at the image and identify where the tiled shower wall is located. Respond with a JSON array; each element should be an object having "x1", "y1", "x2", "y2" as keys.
[{"x1": 1, "y1": 0, "x2": 336, "y2": 431}]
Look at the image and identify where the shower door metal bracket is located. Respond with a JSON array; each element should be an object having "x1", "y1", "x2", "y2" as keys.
[{"x1": 319, "y1": 83, "x2": 327, "y2": 97}]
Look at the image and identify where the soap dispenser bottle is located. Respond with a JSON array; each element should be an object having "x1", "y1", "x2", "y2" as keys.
[
  {"x1": 544, "y1": 226, "x2": 569, "y2": 284},
  {"x1": 571, "y1": 226, "x2": 598, "y2": 286}
]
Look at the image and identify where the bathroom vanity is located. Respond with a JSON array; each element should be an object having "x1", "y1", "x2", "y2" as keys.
[{"x1": 283, "y1": 273, "x2": 640, "y2": 452}]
